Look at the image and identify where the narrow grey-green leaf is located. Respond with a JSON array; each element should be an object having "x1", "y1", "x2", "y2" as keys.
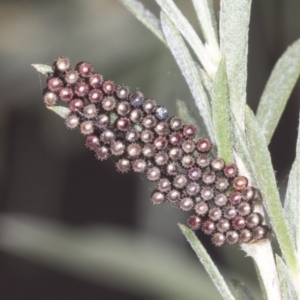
[
  {"x1": 198, "y1": 68, "x2": 213, "y2": 96},
  {"x1": 256, "y1": 38, "x2": 300, "y2": 145},
  {"x1": 32, "y1": 63, "x2": 52, "y2": 75},
  {"x1": 230, "y1": 113, "x2": 256, "y2": 182},
  {"x1": 191, "y1": 0, "x2": 219, "y2": 48},
  {"x1": 156, "y1": 0, "x2": 217, "y2": 77},
  {"x1": 245, "y1": 106, "x2": 298, "y2": 277},
  {"x1": 212, "y1": 57, "x2": 233, "y2": 163},
  {"x1": 47, "y1": 105, "x2": 70, "y2": 119},
  {"x1": 119, "y1": 0, "x2": 165, "y2": 44},
  {"x1": 161, "y1": 13, "x2": 214, "y2": 142},
  {"x1": 219, "y1": 0, "x2": 252, "y2": 129},
  {"x1": 176, "y1": 99, "x2": 206, "y2": 138},
  {"x1": 284, "y1": 162, "x2": 300, "y2": 251},
  {"x1": 179, "y1": 224, "x2": 235, "y2": 300},
  {"x1": 284, "y1": 112, "x2": 300, "y2": 251},
  {"x1": 229, "y1": 279, "x2": 254, "y2": 300},
  {"x1": 275, "y1": 255, "x2": 298, "y2": 300}
]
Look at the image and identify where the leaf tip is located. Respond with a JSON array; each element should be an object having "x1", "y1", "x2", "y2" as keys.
[
  {"x1": 32, "y1": 63, "x2": 53, "y2": 76},
  {"x1": 47, "y1": 105, "x2": 71, "y2": 119}
]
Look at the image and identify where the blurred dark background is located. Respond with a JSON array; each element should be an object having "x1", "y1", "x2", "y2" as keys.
[{"x1": 0, "y1": 1, "x2": 299, "y2": 300}]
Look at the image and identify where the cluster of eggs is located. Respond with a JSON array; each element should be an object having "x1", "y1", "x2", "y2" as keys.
[{"x1": 43, "y1": 57, "x2": 270, "y2": 246}]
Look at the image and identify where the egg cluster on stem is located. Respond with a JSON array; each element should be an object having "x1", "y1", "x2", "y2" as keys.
[{"x1": 43, "y1": 57, "x2": 271, "y2": 246}]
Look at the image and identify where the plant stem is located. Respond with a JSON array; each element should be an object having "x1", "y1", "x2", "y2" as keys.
[{"x1": 241, "y1": 241, "x2": 282, "y2": 300}]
